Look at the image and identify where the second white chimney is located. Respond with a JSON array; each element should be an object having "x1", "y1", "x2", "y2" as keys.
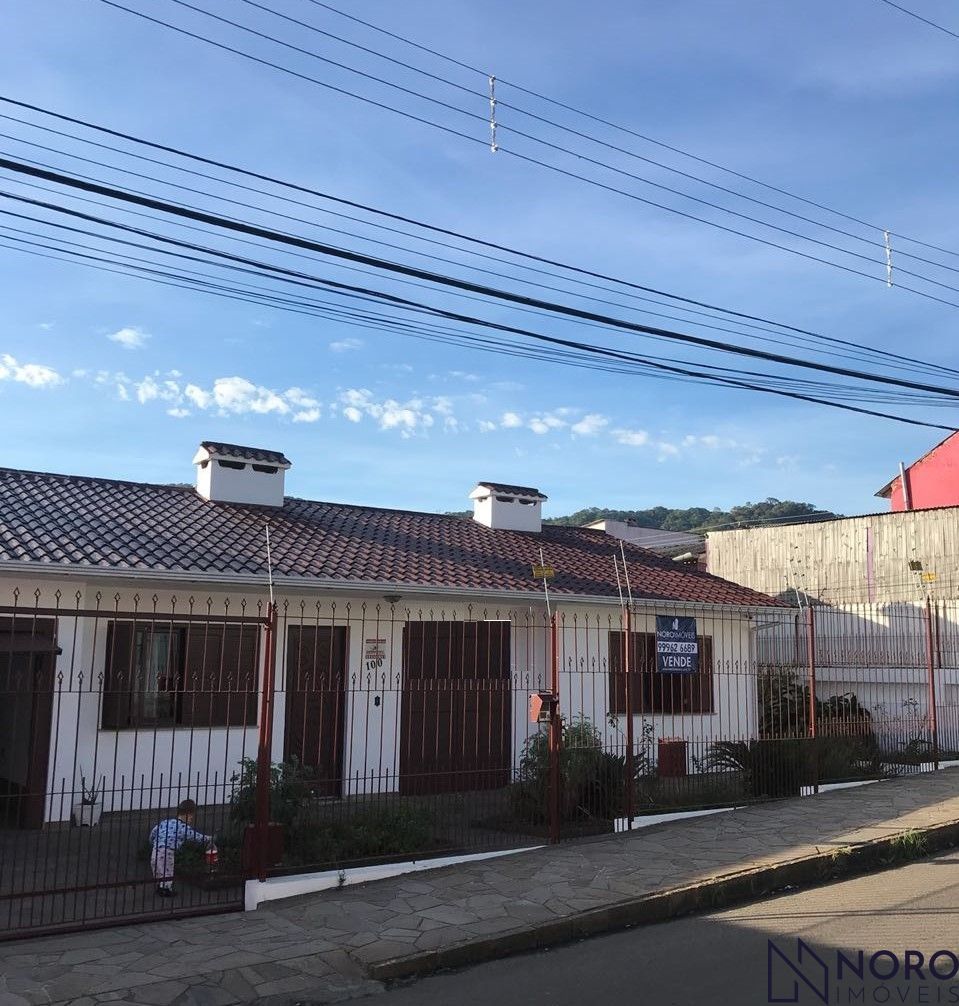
[{"x1": 470, "y1": 482, "x2": 546, "y2": 532}]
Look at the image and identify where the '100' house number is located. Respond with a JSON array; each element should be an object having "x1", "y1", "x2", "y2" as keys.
[{"x1": 364, "y1": 638, "x2": 386, "y2": 672}]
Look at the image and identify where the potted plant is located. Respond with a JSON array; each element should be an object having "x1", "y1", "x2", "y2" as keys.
[{"x1": 72, "y1": 772, "x2": 103, "y2": 827}]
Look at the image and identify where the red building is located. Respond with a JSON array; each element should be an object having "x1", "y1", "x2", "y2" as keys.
[{"x1": 876, "y1": 430, "x2": 959, "y2": 511}]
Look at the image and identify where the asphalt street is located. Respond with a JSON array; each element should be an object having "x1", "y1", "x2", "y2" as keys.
[{"x1": 351, "y1": 850, "x2": 959, "y2": 1005}]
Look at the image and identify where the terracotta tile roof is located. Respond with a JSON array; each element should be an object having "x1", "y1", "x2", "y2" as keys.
[
  {"x1": 475, "y1": 482, "x2": 547, "y2": 499},
  {"x1": 199, "y1": 442, "x2": 291, "y2": 465},
  {"x1": 0, "y1": 468, "x2": 781, "y2": 607}
]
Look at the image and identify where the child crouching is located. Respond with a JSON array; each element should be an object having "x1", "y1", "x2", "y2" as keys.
[{"x1": 149, "y1": 798, "x2": 212, "y2": 897}]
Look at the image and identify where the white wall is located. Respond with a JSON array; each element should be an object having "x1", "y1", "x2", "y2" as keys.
[{"x1": 0, "y1": 575, "x2": 762, "y2": 822}]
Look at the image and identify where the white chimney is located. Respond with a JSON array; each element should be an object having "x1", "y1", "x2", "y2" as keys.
[
  {"x1": 470, "y1": 482, "x2": 546, "y2": 533},
  {"x1": 193, "y1": 441, "x2": 291, "y2": 507}
]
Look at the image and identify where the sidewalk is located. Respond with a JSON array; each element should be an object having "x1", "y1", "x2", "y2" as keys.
[{"x1": 4, "y1": 769, "x2": 959, "y2": 1006}]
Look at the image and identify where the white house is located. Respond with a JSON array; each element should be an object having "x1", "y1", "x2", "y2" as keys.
[{"x1": 0, "y1": 442, "x2": 784, "y2": 828}]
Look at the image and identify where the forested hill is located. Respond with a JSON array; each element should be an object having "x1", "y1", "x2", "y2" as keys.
[{"x1": 446, "y1": 498, "x2": 838, "y2": 531}]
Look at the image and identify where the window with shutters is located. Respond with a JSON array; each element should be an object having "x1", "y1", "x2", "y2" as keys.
[
  {"x1": 101, "y1": 622, "x2": 259, "y2": 729},
  {"x1": 608, "y1": 631, "x2": 714, "y2": 715}
]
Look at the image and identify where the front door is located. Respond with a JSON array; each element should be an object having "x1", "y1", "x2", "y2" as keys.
[
  {"x1": 0, "y1": 618, "x2": 56, "y2": 829},
  {"x1": 283, "y1": 626, "x2": 347, "y2": 797}
]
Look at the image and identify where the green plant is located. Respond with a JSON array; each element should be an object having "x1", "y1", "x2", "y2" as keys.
[
  {"x1": 229, "y1": 757, "x2": 312, "y2": 828},
  {"x1": 285, "y1": 803, "x2": 436, "y2": 867},
  {"x1": 510, "y1": 717, "x2": 650, "y2": 823},
  {"x1": 78, "y1": 770, "x2": 102, "y2": 805},
  {"x1": 704, "y1": 739, "x2": 805, "y2": 798},
  {"x1": 887, "y1": 829, "x2": 928, "y2": 861}
]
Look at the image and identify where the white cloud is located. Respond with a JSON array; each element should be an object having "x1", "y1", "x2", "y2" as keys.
[
  {"x1": 134, "y1": 377, "x2": 158, "y2": 404},
  {"x1": 167, "y1": 407, "x2": 190, "y2": 418},
  {"x1": 614, "y1": 428, "x2": 650, "y2": 447},
  {"x1": 107, "y1": 326, "x2": 150, "y2": 350},
  {"x1": 528, "y1": 413, "x2": 566, "y2": 435},
  {"x1": 571, "y1": 413, "x2": 609, "y2": 436},
  {"x1": 336, "y1": 388, "x2": 445, "y2": 437},
  {"x1": 116, "y1": 383, "x2": 129, "y2": 401},
  {"x1": 329, "y1": 337, "x2": 364, "y2": 353},
  {"x1": 293, "y1": 408, "x2": 321, "y2": 423},
  {"x1": 184, "y1": 384, "x2": 212, "y2": 410},
  {"x1": 500, "y1": 411, "x2": 523, "y2": 428},
  {"x1": 477, "y1": 420, "x2": 497, "y2": 433},
  {"x1": 212, "y1": 377, "x2": 289, "y2": 415},
  {"x1": 285, "y1": 387, "x2": 319, "y2": 409},
  {"x1": 0, "y1": 354, "x2": 62, "y2": 389}
]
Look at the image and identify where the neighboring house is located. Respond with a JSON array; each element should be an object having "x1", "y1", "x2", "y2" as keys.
[
  {"x1": 0, "y1": 442, "x2": 781, "y2": 827},
  {"x1": 707, "y1": 509, "x2": 959, "y2": 751},
  {"x1": 706, "y1": 507, "x2": 959, "y2": 605},
  {"x1": 582, "y1": 519, "x2": 704, "y2": 561},
  {"x1": 876, "y1": 430, "x2": 959, "y2": 512}
]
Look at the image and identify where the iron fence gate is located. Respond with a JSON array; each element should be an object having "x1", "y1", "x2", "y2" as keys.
[
  {"x1": 0, "y1": 590, "x2": 270, "y2": 938},
  {"x1": 2, "y1": 585, "x2": 956, "y2": 941}
]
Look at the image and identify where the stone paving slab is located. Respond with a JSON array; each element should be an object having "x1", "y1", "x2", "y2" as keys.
[{"x1": 4, "y1": 769, "x2": 959, "y2": 1003}]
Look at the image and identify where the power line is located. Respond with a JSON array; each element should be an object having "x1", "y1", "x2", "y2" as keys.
[
  {"x1": 5, "y1": 124, "x2": 954, "y2": 383},
  {"x1": 304, "y1": 0, "x2": 959, "y2": 261},
  {"x1": 8, "y1": 206, "x2": 950, "y2": 409},
  {"x1": 874, "y1": 0, "x2": 959, "y2": 40},
  {"x1": 6, "y1": 155, "x2": 959, "y2": 404},
  {"x1": 91, "y1": 0, "x2": 959, "y2": 309},
  {"x1": 8, "y1": 95, "x2": 958, "y2": 382},
  {"x1": 212, "y1": 0, "x2": 959, "y2": 281},
  {"x1": 0, "y1": 172, "x2": 954, "y2": 431}
]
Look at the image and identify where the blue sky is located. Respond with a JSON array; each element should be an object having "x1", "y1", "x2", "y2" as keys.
[{"x1": 2, "y1": 0, "x2": 958, "y2": 518}]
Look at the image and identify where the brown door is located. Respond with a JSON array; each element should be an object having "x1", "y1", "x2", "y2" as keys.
[
  {"x1": 284, "y1": 626, "x2": 347, "y2": 797},
  {"x1": 400, "y1": 621, "x2": 511, "y2": 796},
  {"x1": 0, "y1": 618, "x2": 56, "y2": 829}
]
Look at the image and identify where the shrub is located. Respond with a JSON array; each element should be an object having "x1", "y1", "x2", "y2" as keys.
[
  {"x1": 285, "y1": 803, "x2": 436, "y2": 867},
  {"x1": 229, "y1": 757, "x2": 312, "y2": 828},
  {"x1": 704, "y1": 739, "x2": 805, "y2": 798},
  {"x1": 510, "y1": 717, "x2": 645, "y2": 823}
]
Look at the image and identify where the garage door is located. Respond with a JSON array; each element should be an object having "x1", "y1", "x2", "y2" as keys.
[{"x1": 400, "y1": 621, "x2": 511, "y2": 795}]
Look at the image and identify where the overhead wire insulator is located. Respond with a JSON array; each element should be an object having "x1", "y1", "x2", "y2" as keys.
[{"x1": 488, "y1": 74, "x2": 498, "y2": 153}]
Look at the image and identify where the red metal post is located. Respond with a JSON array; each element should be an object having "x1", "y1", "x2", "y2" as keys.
[
  {"x1": 254, "y1": 602, "x2": 278, "y2": 881},
  {"x1": 806, "y1": 605, "x2": 818, "y2": 793},
  {"x1": 623, "y1": 605, "x2": 635, "y2": 830},
  {"x1": 925, "y1": 598, "x2": 940, "y2": 771},
  {"x1": 548, "y1": 612, "x2": 561, "y2": 844}
]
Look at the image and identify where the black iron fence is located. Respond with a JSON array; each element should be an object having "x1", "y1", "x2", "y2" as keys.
[{"x1": 1, "y1": 586, "x2": 954, "y2": 940}]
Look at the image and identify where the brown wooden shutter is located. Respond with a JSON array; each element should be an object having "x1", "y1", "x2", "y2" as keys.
[
  {"x1": 181, "y1": 624, "x2": 259, "y2": 727},
  {"x1": 608, "y1": 631, "x2": 655, "y2": 715},
  {"x1": 102, "y1": 622, "x2": 135, "y2": 729}
]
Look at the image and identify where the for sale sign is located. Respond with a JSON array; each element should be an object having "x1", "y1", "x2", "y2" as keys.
[{"x1": 655, "y1": 615, "x2": 699, "y2": 674}]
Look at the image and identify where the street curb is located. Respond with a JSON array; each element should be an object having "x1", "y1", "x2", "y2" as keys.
[{"x1": 364, "y1": 816, "x2": 959, "y2": 982}]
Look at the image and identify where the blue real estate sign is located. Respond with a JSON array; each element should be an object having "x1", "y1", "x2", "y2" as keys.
[{"x1": 655, "y1": 615, "x2": 699, "y2": 674}]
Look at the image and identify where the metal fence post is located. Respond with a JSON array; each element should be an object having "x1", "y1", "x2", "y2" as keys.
[
  {"x1": 254, "y1": 602, "x2": 278, "y2": 881},
  {"x1": 806, "y1": 605, "x2": 818, "y2": 793},
  {"x1": 925, "y1": 598, "x2": 940, "y2": 771},
  {"x1": 623, "y1": 605, "x2": 635, "y2": 831},
  {"x1": 548, "y1": 612, "x2": 561, "y2": 844}
]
